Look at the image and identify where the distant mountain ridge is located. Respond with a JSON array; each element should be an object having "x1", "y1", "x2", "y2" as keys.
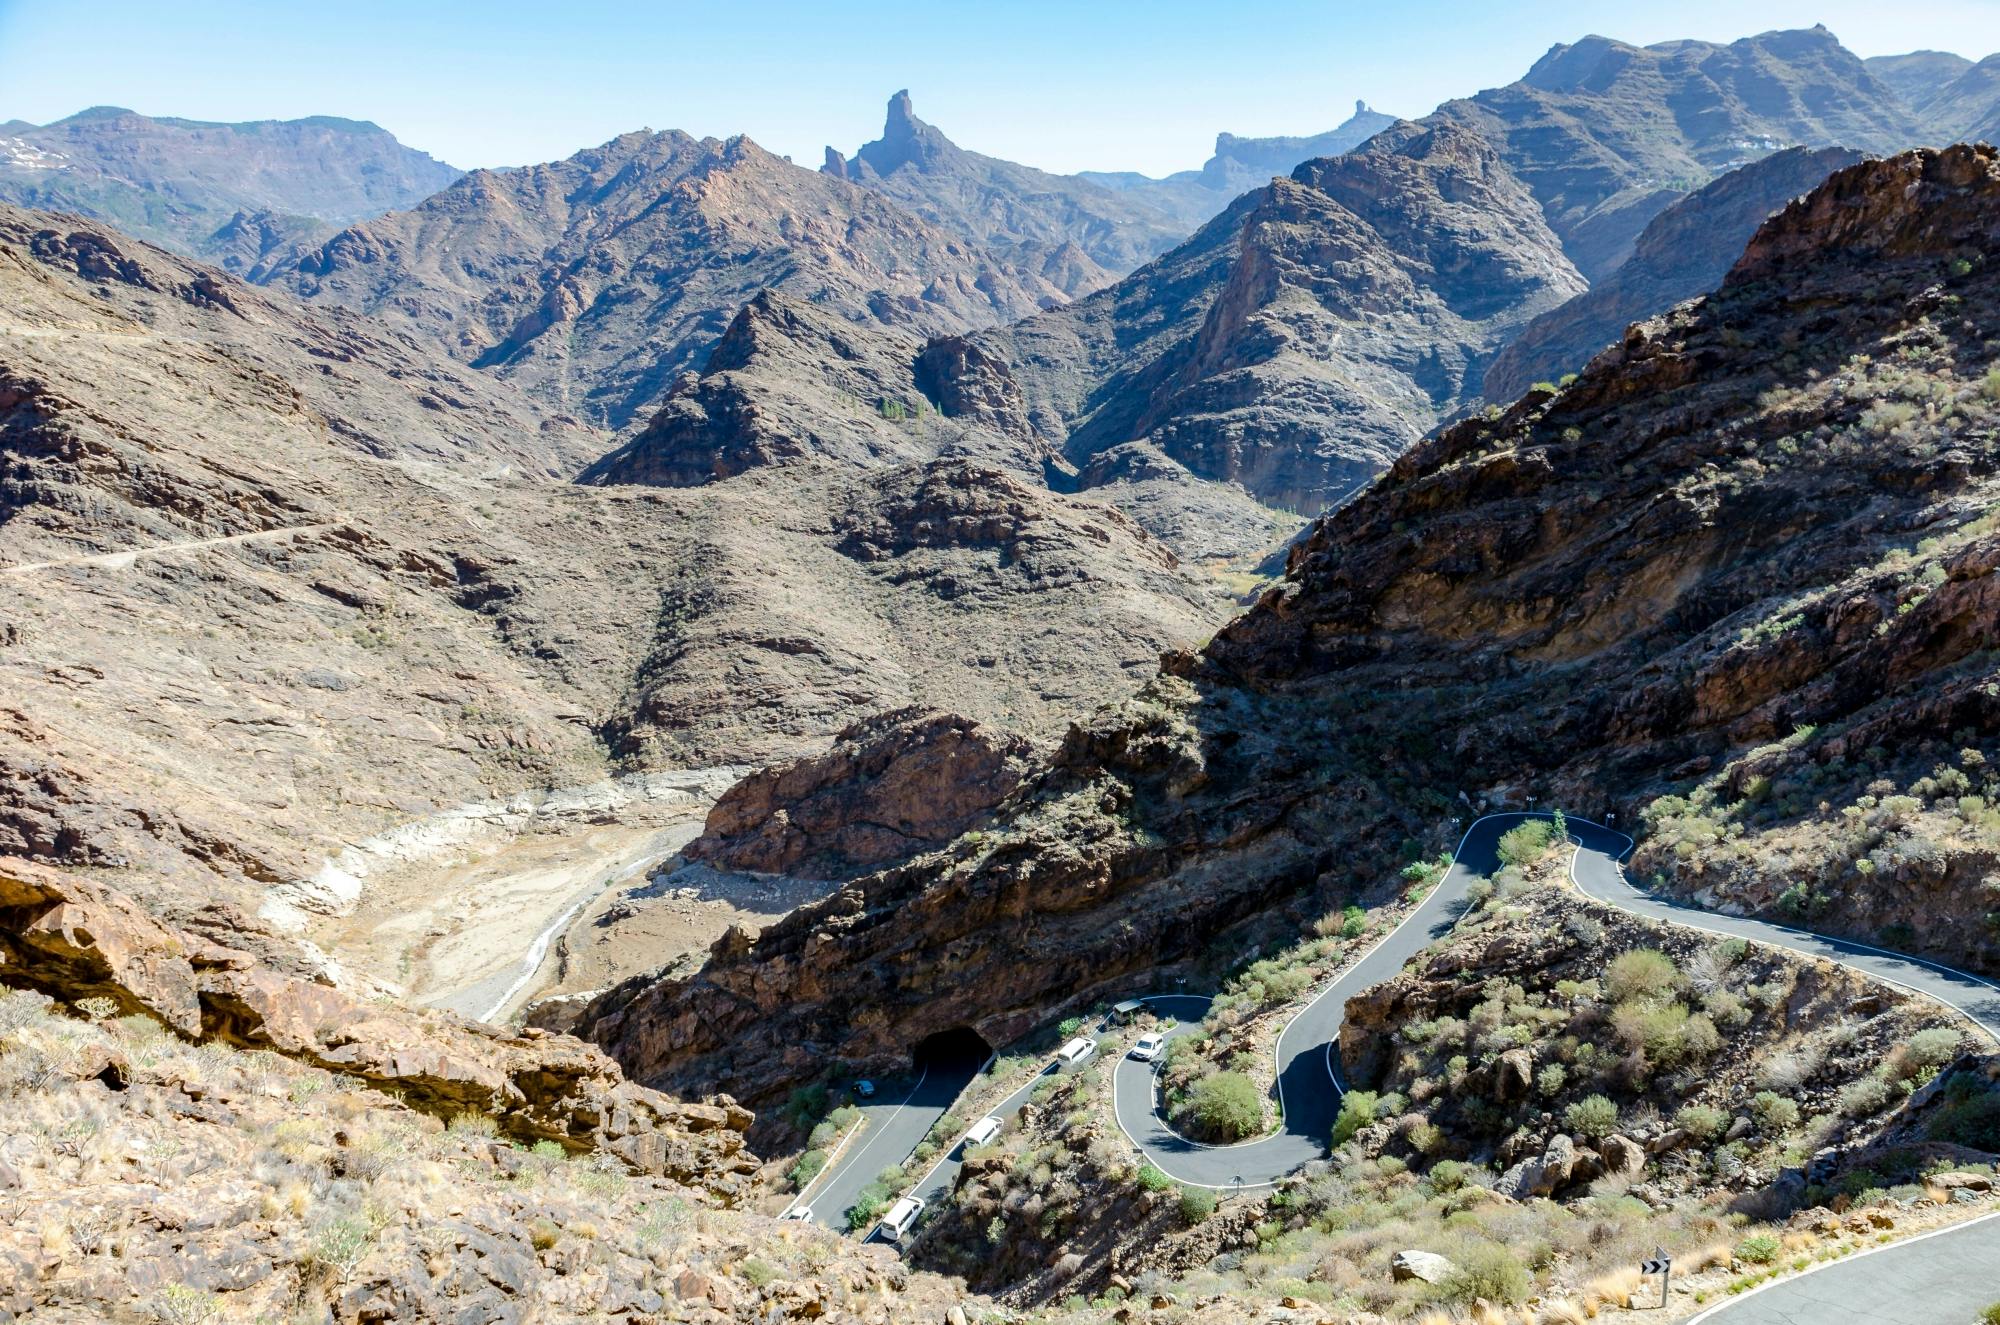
[
  {"x1": 0, "y1": 106, "x2": 459, "y2": 270},
  {"x1": 822, "y1": 91, "x2": 1195, "y2": 294},
  {"x1": 260, "y1": 128, "x2": 1063, "y2": 428},
  {"x1": 1430, "y1": 25, "x2": 1927, "y2": 279}
]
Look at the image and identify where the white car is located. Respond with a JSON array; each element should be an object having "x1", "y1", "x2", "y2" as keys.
[
  {"x1": 875, "y1": 1195, "x2": 925, "y2": 1243},
  {"x1": 964, "y1": 1115, "x2": 1004, "y2": 1147},
  {"x1": 780, "y1": 1206, "x2": 813, "y2": 1222},
  {"x1": 1129, "y1": 1032, "x2": 1167, "y2": 1062},
  {"x1": 1056, "y1": 1036, "x2": 1096, "y2": 1069}
]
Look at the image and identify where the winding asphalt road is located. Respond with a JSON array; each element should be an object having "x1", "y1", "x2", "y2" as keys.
[
  {"x1": 785, "y1": 1037, "x2": 994, "y2": 1233},
  {"x1": 826, "y1": 809, "x2": 2000, "y2": 1279},
  {"x1": 1112, "y1": 812, "x2": 2000, "y2": 1191}
]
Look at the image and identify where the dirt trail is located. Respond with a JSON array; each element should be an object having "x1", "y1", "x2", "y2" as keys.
[{"x1": 0, "y1": 522, "x2": 343, "y2": 575}]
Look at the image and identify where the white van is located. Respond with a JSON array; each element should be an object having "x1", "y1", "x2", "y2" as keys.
[
  {"x1": 875, "y1": 1195, "x2": 925, "y2": 1242},
  {"x1": 1056, "y1": 1037, "x2": 1096, "y2": 1069},
  {"x1": 964, "y1": 1115, "x2": 1004, "y2": 1147}
]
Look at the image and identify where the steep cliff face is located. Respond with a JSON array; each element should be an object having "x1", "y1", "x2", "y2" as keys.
[
  {"x1": 1483, "y1": 146, "x2": 1866, "y2": 403},
  {"x1": 963, "y1": 122, "x2": 1584, "y2": 519},
  {"x1": 684, "y1": 708, "x2": 1032, "y2": 879},
  {"x1": 580, "y1": 146, "x2": 2000, "y2": 1105}
]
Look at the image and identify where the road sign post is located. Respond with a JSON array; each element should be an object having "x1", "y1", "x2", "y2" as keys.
[{"x1": 1640, "y1": 1250, "x2": 1671, "y2": 1307}]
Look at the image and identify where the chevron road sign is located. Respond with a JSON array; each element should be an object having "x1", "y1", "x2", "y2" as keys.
[{"x1": 1642, "y1": 1248, "x2": 1672, "y2": 1307}]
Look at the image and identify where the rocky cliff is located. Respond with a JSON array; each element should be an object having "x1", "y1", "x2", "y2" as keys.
[
  {"x1": 262, "y1": 130, "x2": 1061, "y2": 428},
  {"x1": 580, "y1": 146, "x2": 2000, "y2": 1107},
  {"x1": 1483, "y1": 145, "x2": 1866, "y2": 402},
  {"x1": 685, "y1": 708, "x2": 1032, "y2": 879}
]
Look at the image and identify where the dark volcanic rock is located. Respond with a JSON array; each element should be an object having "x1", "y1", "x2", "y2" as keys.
[
  {"x1": 1484, "y1": 145, "x2": 1867, "y2": 402},
  {"x1": 684, "y1": 708, "x2": 1032, "y2": 879}
]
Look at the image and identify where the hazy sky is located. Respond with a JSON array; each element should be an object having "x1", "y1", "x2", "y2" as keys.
[{"x1": 4, "y1": 1, "x2": 2000, "y2": 176}]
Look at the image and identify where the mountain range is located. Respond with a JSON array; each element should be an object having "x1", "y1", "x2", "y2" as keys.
[
  {"x1": 0, "y1": 106, "x2": 460, "y2": 270},
  {"x1": 9, "y1": 22, "x2": 2000, "y2": 1323}
]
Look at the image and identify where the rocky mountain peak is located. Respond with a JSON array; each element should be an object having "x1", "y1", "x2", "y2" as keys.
[{"x1": 1729, "y1": 142, "x2": 2000, "y2": 284}]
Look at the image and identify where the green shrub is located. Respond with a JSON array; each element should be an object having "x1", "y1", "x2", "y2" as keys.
[
  {"x1": 1752, "y1": 1091, "x2": 1800, "y2": 1134},
  {"x1": 1332, "y1": 1090, "x2": 1379, "y2": 1146},
  {"x1": 1564, "y1": 1094, "x2": 1619, "y2": 1138},
  {"x1": 1902, "y1": 1028, "x2": 1962, "y2": 1074},
  {"x1": 788, "y1": 1149, "x2": 827, "y2": 1188},
  {"x1": 1980, "y1": 1301, "x2": 2000, "y2": 1325},
  {"x1": 1496, "y1": 821, "x2": 1554, "y2": 867},
  {"x1": 1840, "y1": 1075, "x2": 1893, "y2": 1118},
  {"x1": 1440, "y1": 1243, "x2": 1530, "y2": 1306},
  {"x1": 1606, "y1": 948, "x2": 1680, "y2": 1003},
  {"x1": 1136, "y1": 1163, "x2": 1173, "y2": 1192},
  {"x1": 1675, "y1": 1103, "x2": 1729, "y2": 1143},
  {"x1": 1428, "y1": 1159, "x2": 1468, "y2": 1192},
  {"x1": 1735, "y1": 1233, "x2": 1781, "y2": 1265},
  {"x1": 1178, "y1": 1185, "x2": 1218, "y2": 1223},
  {"x1": 1536, "y1": 1063, "x2": 1567, "y2": 1097},
  {"x1": 1341, "y1": 905, "x2": 1367, "y2": 940},
  {"x1": 1188, "y1": 1071, "x2": 1264, "y2": 1141},
  {"x1": 740, "y1": 1258, "x2": 778, "y2": 1288},
  {"x1": 846, "y1": 1181, "x2": 894, "y2": 1230}
]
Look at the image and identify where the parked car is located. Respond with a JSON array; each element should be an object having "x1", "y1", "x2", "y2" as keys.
[
  {"x1": 1056, "y1": 1036, "x2": 1096, "y2": 1069},
  {"x1": 964, "y1": 1115, "x2": 1004, "y2": 1147},
  {"x1": 1129, "y1": 1032, "x2": 1167, "y2": 1062},
  {"x1": 875, "y1": 1196, "x2": 924, "y2": 1243},
  {"x1": 780, "y1": 1206, "x2": 813, "y2": 1222},
  {"x1": 853, "y1": 1080, "x2": 876, "y2": 1099}
]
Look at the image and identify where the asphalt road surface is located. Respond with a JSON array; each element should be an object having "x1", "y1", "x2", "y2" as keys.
[
  {"x1": 789, "y1": 1037, "x2": 992, "y2": 1233},
  {"x1": 1686, "y1": 1209, "x2": 2000, "y2": 1324}
]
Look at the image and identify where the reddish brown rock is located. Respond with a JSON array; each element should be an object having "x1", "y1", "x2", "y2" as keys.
[{"x1": 685, "y1": 708, "x2": 1033, "y2": 879}]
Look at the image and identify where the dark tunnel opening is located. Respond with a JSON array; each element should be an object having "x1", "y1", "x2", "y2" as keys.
[{"x1": 912, "y1": 1025, "x2": 992, "y2": 1074}]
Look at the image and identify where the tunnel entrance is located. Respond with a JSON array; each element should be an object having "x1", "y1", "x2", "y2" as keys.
[{"x1": 912, "y1": 1025, "x2": 992, "y2": 1075}]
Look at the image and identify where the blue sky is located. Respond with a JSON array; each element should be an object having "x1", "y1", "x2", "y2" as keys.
[{"x1": 4, "y1": 1, "x2": 2000, "y2": 175}]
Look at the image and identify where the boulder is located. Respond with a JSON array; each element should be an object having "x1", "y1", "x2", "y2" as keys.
[
  {"x1": 1600, "y1": 1134, "x2": 1647, "y2": 1179},
  {"x1": 1390, "y1": 1249, "x2": 1455, "y2": 1284},
  {"x1": 1495, "y1": 1134, "x2": 1580, "y2": 1199},
  {"x1": 1493, "y1": 1049, "x2": 1533, "y2": 1102}
]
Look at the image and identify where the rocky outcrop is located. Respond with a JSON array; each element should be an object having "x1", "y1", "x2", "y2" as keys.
[
  {"x1": 262, "y1": 129, "x2": 1059, "y2": 427},
  {"x1": 1484, "y1": 145, "x2": 1866, "y2": 402},
  {"x1": 685, "y1": 708, "x2": 1033, "y2": 879},
  {"x1": 0, "y1": 856, "x2": 758, "y2": 1195},
  {"x1": 824, "y1": 91, "x2": 1188, "y2": 294},
  {"x1": 579, "y1": 147, "x2": 2000, "y2": 1106}
]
